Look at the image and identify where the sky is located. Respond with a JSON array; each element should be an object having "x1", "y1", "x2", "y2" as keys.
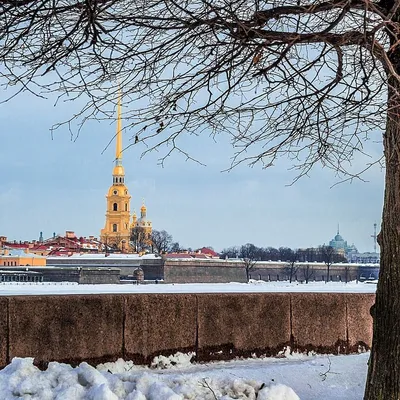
[{"x1": 0, "y1": 90, "x2": 384, "y2": 253}]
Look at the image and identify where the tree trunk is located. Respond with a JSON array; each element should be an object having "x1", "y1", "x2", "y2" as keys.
[{"x1": 364, "y1": 77, "x2": 400, "y2": 399}]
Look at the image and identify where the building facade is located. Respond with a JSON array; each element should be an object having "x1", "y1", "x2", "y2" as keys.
[
  {"x1": 328, "y1": 228, "x2": 358, "y2": 259},
  {"x1": 0, "y1": 249, "x2": 46, "y2": 267}
]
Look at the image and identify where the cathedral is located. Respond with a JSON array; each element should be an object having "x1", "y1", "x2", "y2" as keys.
[{"x1": 100, "y1": 94, "x2": 152, "y2": 252}]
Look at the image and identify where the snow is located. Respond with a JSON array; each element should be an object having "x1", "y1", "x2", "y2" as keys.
[
  {"x1": 0, "y1": 351, "x2": 369, "y2": 399},
  {"x1": 0, "y1": 280, "x2": 377, "y2": 296}
]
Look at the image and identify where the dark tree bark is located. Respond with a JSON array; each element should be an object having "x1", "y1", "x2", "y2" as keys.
[{"x1": 364, "y1": 77, "x2": 400, "y2": 399}]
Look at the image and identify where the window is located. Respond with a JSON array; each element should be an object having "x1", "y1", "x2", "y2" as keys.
[
  {"x1": 113, "y1": 203, "x2": 118, "y2": 211},
  {"x1": 113, "y1": 224, "x2": 117, "y2": 232},
  {"x1": 125, "y1": 203, "x2": 128, "y2": 211}
]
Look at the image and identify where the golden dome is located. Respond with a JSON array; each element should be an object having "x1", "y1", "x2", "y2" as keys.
[
  {"x1": 113, "y1": 165, "x2": 125, "y2": 176},
  {"x1": 141, "y1": 204, "x2": 147, "y2": 212}
]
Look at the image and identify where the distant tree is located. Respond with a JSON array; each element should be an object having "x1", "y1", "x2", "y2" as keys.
[
  {"x1": 283, "y1": 250, "x2": 300, "y2": 283},
  {"x1": 239, "y1": 243, "x2": 258, "y2": 283},
  {"x1": 343, "y1": 265, "x2": 352, "y2": 283},
  {"x1": 108, "y1": 232, "x2": 125, "y2": 251},
  {"x1": 301, "y1": 264, "x2": 315, "y2": 284},
  {"x1": 265, "y1": 247, "x2": 280, "y2": 261},
  {"x1": 130, "y1": 226, "x2": 148, "y2": 253},
  {"x1": 319, "y1": 245, "x2": 343, "y2": 283},
  {"x1": 220, "y1": 246, "x2": 240, "y2": 259},
  {"x1": 101, "y1": 234, "x2": 114, "y2": 254},
  {"x1": 298, "y1": 248, "x2": 318, "y2": 263},
  {"x1": 151, "y1": 229, "x2": 173, "y2": 254},
  {"x1": 279, "y1": 247, "x2": 294, "y2": 262},
  {"x1": 170, "y1": 242, "x2": 181, "y2": 253}
]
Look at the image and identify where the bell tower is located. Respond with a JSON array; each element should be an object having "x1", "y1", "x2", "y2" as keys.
[{"x1": 100, "y1": 91, "x2": 132, "y2": 251}]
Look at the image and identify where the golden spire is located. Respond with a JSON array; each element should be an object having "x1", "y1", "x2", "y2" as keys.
[
  {"x1": 112, "y1": 88, "x2": 125, "y2": 179},
  {"x1": 116, "y1": 89, "x2": 122, "y2": 164}
]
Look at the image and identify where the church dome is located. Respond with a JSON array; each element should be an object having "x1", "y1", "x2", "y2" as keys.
[
  {"x1": 335, "y1": 234, "x2": 343, "y2": 241},
  {"x1": 141, "y1": 204, "x2": 147, "y2": 212}
]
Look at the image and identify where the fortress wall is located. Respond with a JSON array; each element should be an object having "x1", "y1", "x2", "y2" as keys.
[
  {"x1": 163, "y1": 261, "x2": 247, "y2": 283},
  {"x1": 162, "y1": 260, "x2": 373, "y2": 283},
  {"x1": 252, "y1": 265, "x2": 361, "y2": 282},
  {"x1": 0, "y1": 293, "x2": 374, "y2": 368}
]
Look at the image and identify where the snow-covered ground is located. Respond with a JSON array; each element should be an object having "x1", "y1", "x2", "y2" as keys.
[
  {"x1": 0, "y1": 280, "x2": 377, "y2": 296},
  {"x1": 0, "y1": 351, "x2": 369, "y2": 399}
]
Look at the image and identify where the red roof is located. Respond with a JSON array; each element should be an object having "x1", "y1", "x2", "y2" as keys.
[
  {"x1": 3, "y1": 242, "x2": 29, "y2": 249},
  {"x1": 198, "y1": 247, "x2": 219, "y2": 257}
]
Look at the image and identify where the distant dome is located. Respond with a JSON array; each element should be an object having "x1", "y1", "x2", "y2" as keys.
[{"x1": 335, "y1": 234, "x2": 343, "y2": 241}]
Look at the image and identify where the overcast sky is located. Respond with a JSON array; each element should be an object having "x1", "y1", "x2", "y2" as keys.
[{"x1": 0, "y1": 90, "x2": 384, "y2": 253}]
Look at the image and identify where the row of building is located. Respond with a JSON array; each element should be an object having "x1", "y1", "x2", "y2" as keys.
[{"x1": 0, "y1": 228, "x2": 380, "y2": 284}]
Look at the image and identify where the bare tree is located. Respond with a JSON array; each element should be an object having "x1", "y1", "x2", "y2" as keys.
[
  {"x1": 170, "y1": 242, "x2": 181, "y2": 253},
  {"x1": 220, "y1": 246, "x2": 240, "y2": 259},
  {"x1": 1, "y1": 0, "x2": 399, "y2": 396},
  {"x1": 320, "y1": 245, "x2": 338, "y2": 283},
  {"x1": 130, "y1": 226, "x2": 148, "y2": 253},
  {"x1": 283, "y1": 250, "x2": 300, "y2": 283},
  {"x1": 239, "y1": 243, "x2": 258, "y2": 282},
  {"x1": 113, "y1": 232, "x2": 126, "y2": 251},
  {"x1": 343, "y1": 265, "x2": 351, "y2": 283},
  {"x1": 151, "y1": 229, "x2": 173, "y2": 254},
  {"x1": 101, "y1": 233, "x2": 113, "y2": 255},
  {"x1": 301, "y1": 264, "x2": 315, "y2": 284}
]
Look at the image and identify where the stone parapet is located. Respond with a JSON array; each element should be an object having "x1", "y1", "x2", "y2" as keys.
[{"x1": 0, "y1": 293, "x2": 374, "y2": 368}]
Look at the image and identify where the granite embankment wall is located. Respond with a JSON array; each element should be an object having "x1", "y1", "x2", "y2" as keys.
[{"x1": 0, "y1": 293, "x2": 374, "y2": 369}]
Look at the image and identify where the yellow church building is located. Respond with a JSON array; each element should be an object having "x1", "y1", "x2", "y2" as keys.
[{"x1": 100, "y1": 93, "x2": 152, "y2": 252}]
